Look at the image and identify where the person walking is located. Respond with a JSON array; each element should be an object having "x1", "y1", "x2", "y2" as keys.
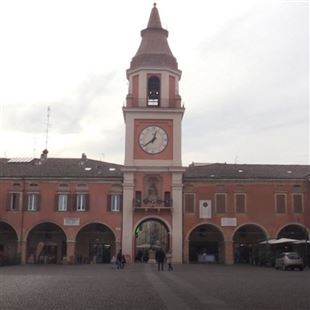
[
  {"x1": 166, "y1": 251, "x2": 173, "y2": 271},
  {"x1": 116, "y1": 249, "x2": 123, "y2": 270},
  {"x1": 155, "y1": 248, "x2": 166, "y2": 271}
]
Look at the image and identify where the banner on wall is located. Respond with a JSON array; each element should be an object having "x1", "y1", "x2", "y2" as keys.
[{"x1": 199, "y1": 200, "x2": 212, "y2": 219}]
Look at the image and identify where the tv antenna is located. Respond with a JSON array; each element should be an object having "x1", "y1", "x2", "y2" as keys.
[{"x1": 45, "y1": 106, "x2": 51, "y2": 150}]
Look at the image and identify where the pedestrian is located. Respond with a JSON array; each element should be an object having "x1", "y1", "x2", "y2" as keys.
[
  {"x1": 111, "y1": 255, "x2": 116, "y2": 269},
  {"x1": 116, "y1": 249, "x2": 123, "y2": 270},
  {"x1": 155, "y1": 248, "x2": 166, "y2": 271},
  {"x1": 121, "y1": 254, "x2": 126, "y2": 269},
  {"x1": 166, "y1": 251, "x2": 173, "y2": 271}
]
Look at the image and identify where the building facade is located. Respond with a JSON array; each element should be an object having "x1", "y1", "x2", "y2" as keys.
[{"x1": 0, "y1": 4, "x2": 309, "y2": 266}]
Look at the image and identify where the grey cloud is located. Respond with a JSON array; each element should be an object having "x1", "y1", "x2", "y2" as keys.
[{"x1": 0, "y1": 71, "x2": 118, "y2": 134}]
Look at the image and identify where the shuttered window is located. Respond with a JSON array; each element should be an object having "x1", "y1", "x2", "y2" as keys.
[
  {"x1": 275, "y1": 193, "x2": 286, "y2": 213},
  {"x1": 215, "y1": 193, "x2": 226, "y2": 214},
  {"x1": 184, "y1": 193, "x2": 195, "y2": 213},
  {"x1": 27, "y1": 193, "x2": 40, "y2": 211},
  {"x1": 8, "y1": 192, "x2": 21, "y2": 211},
  {"x1": 76, "y1": 193, "x2": 89, "y2": 211},
  {"x1": 292, "y1": 194, "x2": 303, "y2": 213},
  {"x1": 107, "y1": 194, "x2": 122, "y2": 212},
  {"x1": 235, "y1": 193, "x2": 246, "y2": 214},
  {"x1": 57, "y1": 193, "x2": 69, "y2": 211}
]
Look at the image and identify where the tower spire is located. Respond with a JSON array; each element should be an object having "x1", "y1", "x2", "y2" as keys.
[
  {"x1": 128, "y1": 4, "x2": 180, "y2": 73},
  {"x1": 147, "y1": 3, "x2": 162, "y2": 29}
]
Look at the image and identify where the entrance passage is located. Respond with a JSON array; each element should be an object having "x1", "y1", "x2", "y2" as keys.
[
  {"x1": 27, "y1": 222, "x2": 66, "y2": 264},
  {"x1": 135, "y1": 220, "x2": 169, "y2": 263},
  {"x1": 189, "y1": 225, "x2": 224, "y2": 263},
  {"x1": 0, "y1": 222, "x2": 18, "y2": 265},
  {"x1": 278, "y1": 224, "x2": 307, "y2": 240},
  {"x1": 76, "y1": 223, "x2": 115, "y2": 264},
  {"x1": 278, "y1": 224, "x2": 309, "y2": 267},
  {"x1": 233, "y1": 224, "x2": 266, "y2": 264}
]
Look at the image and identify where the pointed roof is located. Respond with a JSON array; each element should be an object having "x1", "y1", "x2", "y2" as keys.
[
  {"x1": 128, "y1": 4, "x2": 179, "y2": 73},
  {"x1": 147, "y1": 3, "x2": 162, "y2": 28}
]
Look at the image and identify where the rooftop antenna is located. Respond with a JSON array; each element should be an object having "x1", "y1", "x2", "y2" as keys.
[{"x1": 45, "y1": 106, "x2": 51, "y2": 150}]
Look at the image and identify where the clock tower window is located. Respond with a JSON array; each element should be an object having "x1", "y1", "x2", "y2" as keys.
[{"x1": 147, "y1": 76, "x2": 160, "y2": 106}]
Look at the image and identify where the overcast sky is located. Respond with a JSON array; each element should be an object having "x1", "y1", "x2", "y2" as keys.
[{"x1": 0, "y1": 0, "x2": 308, "y2": 165}]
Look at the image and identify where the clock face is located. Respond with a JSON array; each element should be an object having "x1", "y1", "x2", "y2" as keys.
[{"x1": 139, "y1": 126, "x2": 168, "y2": 154}]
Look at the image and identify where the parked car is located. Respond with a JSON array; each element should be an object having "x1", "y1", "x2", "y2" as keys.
[{"x1": 275, "y1": 252, "x2": 304, "y2": 271}]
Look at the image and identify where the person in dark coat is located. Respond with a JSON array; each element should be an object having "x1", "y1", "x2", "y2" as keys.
[
  {"x1": 155, "y1": 248, "x2": 166, "y2": 271},
  {"x1": 116, "y1": 249, "x2": 124, "y2": 269}
]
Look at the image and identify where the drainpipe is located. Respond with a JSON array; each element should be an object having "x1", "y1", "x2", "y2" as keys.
[{"x1": 19, "y1": 177, "x2": 26, "y2": 264}]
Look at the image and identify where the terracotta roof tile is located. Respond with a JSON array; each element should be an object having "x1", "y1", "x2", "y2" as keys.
[
  {"x1": 184, "y1": 163, "x2": 310, "y2": 180},
  {"x1": 0, "y1": 158, "x2": 122, "y2": 179}
]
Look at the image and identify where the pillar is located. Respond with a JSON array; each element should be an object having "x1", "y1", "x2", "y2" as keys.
[
  {"x1": 171, "y1": 172, "x2": 183, "y2": 263},
  {"x1": 122, "y1": 172, "x2": 134, "y2": 262},
  {"x1": 183, "y1": 239, "x2": 189, "y2": 263},
  {"x1": 66, "y1": 241, "x2": 76, "y2": 264},
  {"x1": 18, "y1": 240, "x2": 27, "y2": 264},
  {"x1": 224, "y1": 240, "x2": 234, "y2": 265}
]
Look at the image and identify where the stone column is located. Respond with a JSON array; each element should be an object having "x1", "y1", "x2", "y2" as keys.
[
  {"x1": 183, "y1": 239, "x2": 189, "y2": 263},
  {"x1": 66, "y1": 240, "x2": 76, "y2": 264},
  {"x1": 171, "y1": 172, "x2": 183, "y2": 263},
  {"x1": 18, "y1": 240, "x2": 27, "y2": 264},
  {"x1": 224, "y1": 240, "x2": 234, "y2": 265},
  {"x1": 121, "y1": 172, "x2": 134, "y2": 262}
]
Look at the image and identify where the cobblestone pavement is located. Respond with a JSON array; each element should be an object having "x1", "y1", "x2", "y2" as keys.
[{"x1": 0, "y1": 263, "x2": 309, "y2": 310}]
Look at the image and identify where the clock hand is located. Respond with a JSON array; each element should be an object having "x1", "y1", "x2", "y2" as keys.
[
  {"x1": 143, "y1": 131, "x2": 157, "y2": 147},
  {"x1": 143, "y1": 140, "x2": 153, "y2": 147}
]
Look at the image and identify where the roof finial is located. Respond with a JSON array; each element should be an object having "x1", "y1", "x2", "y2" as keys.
[{"x1": 154, "y1": 2, "x2": 156, "y2": 7}]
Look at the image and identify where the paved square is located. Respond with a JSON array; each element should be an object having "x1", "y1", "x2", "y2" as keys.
[{"x1": 0, "y1": 264, "x2": 309, "y2": 310}]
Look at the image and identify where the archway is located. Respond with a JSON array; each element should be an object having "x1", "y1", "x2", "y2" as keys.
[
  {"x1": 278, "y1": 224, "x2": 309, "y2": 267},
  {"x1": 134, "y1": 219, "x2": 169, "y2": 263},
  {"x1": 188, "y1": 224, "x2": 224, "y2": 263},
  {"x1": 277, "y1": 224, "x2": 307, "y2": 240},
  {"x1": 0, "y1": 222, "x2": 18, "y2": 265},
  {"x1": 233, "y1": 224, "x2": 267, "y2": 264},
  {"x1": 27, "y1": 222, "x2": 67, "y2": 264},
  {"x1": 75, "y1": 223, "x2": 115, "y2": 264}
]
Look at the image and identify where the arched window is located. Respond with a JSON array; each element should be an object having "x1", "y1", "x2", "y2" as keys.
[{"x1": 147, "y1": 76, "x2": 160, "y2": 106}]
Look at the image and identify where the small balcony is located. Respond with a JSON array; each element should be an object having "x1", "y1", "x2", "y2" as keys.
[
  {"x1": 126, "y1": 96, "x2": 182, "y2": 108},
  {"x1": 133, "y1": 198, "x2": 173, "y2": 212}
]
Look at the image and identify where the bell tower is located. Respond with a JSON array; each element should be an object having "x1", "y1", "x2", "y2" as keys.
[{"x1": 122, "y1": 3, "x2": 185, "y2": 263}]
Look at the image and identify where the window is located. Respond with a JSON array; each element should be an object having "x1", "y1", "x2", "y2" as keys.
[
  {"x1": 292, "y1": 194, "x2": 303, "y2": 213},
  {"x1": 27, "y1": 193, "x2": 40, "y2": 211},
  {"x1": 235, "y1": 193, "x2": 246, "y2": 214},
  {"x1": 184, "y1": 193, "x2": 195, "y2": 213},
  {"x1": 76, "y1": 193, "x2": 89, "y2": 211},
  {"x1": 164, "y1": 191, "x2": 172, "y2": 207},
  {"x1": 147, "y1": 76, "x2": 160, "y2": 106},
  {"x1": 215, "y1": 193, "x2": 226, "y2": 214},
  {"x1": 135, "y1": 191, "x2": 142, "y2": 207},
  {"x1": 58, "y1": 193, "x2": 69, "y2": 211},
  {"x1": 275, "y1": 193, "x2": 286, "y2": 213},
  {"x1": 8, "y1": 192, "x2": 21, "y2": 211},
  {"x1": 107, "y1": 194, "x2": 122, "y2": 212}
]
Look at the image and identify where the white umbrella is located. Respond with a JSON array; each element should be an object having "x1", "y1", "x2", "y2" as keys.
[
  {"x1": 293, "y1": 240, "x2": 310, "y2": 244},
  {"x1": 260, "y1": 238, "x2": 299, "y2": 245},
  {"x1": 136, "y1": 243, "x2": 151, "y2": 248}
]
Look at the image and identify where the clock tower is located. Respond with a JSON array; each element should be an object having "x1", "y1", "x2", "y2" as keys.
[{"x1": 122, "y1": 4, "x2": 185, "y2": 263}]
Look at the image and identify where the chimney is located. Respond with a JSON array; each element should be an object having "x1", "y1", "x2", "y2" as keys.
[
  {"x1": 40, "y1": 149, "x2": 48, "y2": 160},
  {"x1": 80, "y1": 153, "x2": 87, "y2": 165}
]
